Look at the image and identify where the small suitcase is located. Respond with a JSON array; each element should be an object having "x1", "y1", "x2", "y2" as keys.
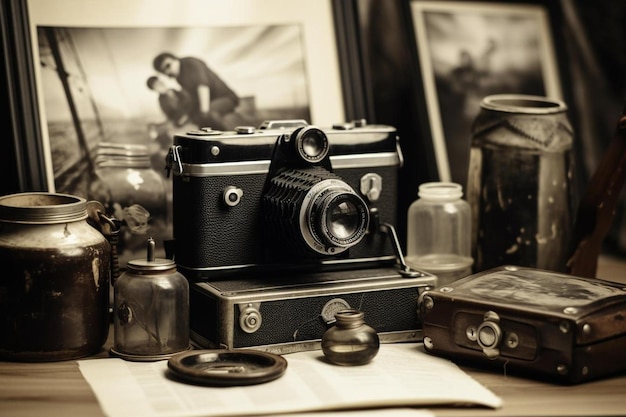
[
  {"x1": 420, "y1": 265, "x2": 626, "y2": 383},
  {"x1": 189, "y1": 266, "x2": 435, "y2": 354}
]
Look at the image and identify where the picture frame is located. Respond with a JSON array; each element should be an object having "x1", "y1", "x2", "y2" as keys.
[
  {"x1": 9, "y1": 0, "x2": 346, "y2": 264},
  {"x1": 331, "y1": 0, "x2": 574, "y2": 247},
  {"x1": 407, "y1": 0, "x2": 566, "y2": 186},
  {"x1": 25, "y1": 0, "x2": 346, "y2": 193}
]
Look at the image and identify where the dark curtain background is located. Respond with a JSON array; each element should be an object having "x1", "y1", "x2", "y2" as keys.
[
  {"x1": 563, "y1": 0, "x2": 626, "y2": 255},
  {"x1": 0, "y1": 38, "x2": 20, "y2": 196},
  {"x1": 2, "y1": 0, "x2": 47, "y2": 195}
]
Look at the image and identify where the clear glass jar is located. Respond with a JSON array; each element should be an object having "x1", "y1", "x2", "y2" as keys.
[
  {"x1": 112, "y1": 238, "x2": 189, "y2": 361},
  {"x1": 321, "y1": 309, "x2": 379, "y2": 366},
  {"x1": 406, "y1": 182, "x2": 473, "y2": 286},
  {"x1": 88, "y1": 142, "x2": 169, "y2": 267}
]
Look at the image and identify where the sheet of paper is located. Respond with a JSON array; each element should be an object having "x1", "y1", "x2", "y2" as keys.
[{"x1": 78, "y1": 343, "x2": 502, "y2": 417}]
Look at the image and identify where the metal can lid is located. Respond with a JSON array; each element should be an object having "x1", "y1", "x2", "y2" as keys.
[
  {"x1": 0, "y1": 192, "x2": 88, "y2": 224},
  {"x1": 126, "y1": 257, "x2": 177, "y2": 273},
  {"x1": 127, "y1": 237, "x2": 177, "y2": 273},
  {"x1": 167, "y1": 349, "x2": 287, "y2": 386}
]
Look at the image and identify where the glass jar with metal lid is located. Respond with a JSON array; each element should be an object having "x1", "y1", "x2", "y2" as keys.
[{"x1": 112, "y1": 238, "x2": 190, "y2": 361}]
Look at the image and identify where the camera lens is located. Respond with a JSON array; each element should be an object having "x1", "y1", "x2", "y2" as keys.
[
  {"x1": 294, "y1": 127, "x2": 329, "y2": 163},
  {"x1": 330, "y1": 201, "x2": 360, "y2": 239},
  {"x1": 302, "y1": 179, "x2": 369, "y2": 253},
  {"x1": 321, "y1": 192, "x2": 367, "y2": 245}
]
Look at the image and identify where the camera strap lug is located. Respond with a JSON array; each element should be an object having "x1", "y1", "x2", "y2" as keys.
[
  {"x1": 395, "y1": 136, "x2": 404, "y2": 169},
  {"x1": 166, "y1": 145, "x2": 183, "y2": 177}
]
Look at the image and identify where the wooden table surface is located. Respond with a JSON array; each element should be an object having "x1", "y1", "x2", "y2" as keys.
[{"x1": 1, "y1": 256, "x2": 625, "y2": 417}]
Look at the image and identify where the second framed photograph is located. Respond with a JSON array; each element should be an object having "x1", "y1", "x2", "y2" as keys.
[{"x1": 409, "y1": 0, "x2": 564, "y2": 186}]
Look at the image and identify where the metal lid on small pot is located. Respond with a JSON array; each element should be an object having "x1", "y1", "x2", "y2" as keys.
[
  {"x1": 127, "y1": 237, "x2": 177, "y2": 273},
  {"x1": 167, "y1": 349, "x2": 288, "y2": 386}
]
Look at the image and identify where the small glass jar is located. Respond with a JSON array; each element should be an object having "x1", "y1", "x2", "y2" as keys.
[
  {"x1": 112, "y1": 238, "x2": 189, "y2": 361},
  {"x1": 406, "y1": 182, "x2": 473, "y2": 286},
  {"x1": 321, "y1": 309, "x2": 379, "y2": 366}
]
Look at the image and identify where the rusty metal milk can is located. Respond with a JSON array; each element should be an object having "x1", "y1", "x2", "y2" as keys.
[
  {"x1": 0, "y1": 193, "x2": 117, "y2": 361},
  {"x1": 467, "y1": 94, "x2": 576, "y2": 272}
]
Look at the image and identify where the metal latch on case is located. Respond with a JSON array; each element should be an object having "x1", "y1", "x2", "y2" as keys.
[
  {"x1": 476, "y1": 311, "x2": 502, "y2": 359},
  {"x1": 238, "y1": 303, "x2": 262, "y2": 333}
]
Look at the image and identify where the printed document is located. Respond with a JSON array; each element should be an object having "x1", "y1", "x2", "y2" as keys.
[{"x1": 79, "y1": 343, "x2": 502, "y2": 417}]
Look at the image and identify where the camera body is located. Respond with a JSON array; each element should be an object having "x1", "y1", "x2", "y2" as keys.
[{"x1": 168, "y1": 120, "x2": 401, "y2": 279}]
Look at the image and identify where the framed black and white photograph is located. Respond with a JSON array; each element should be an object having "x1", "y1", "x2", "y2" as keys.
[
  {"x1": 20, "y1": 0, "x2": 345, "y2": 263},
  {"x1": 409, "y1": 0, "x2": 563, "y2": 186}
]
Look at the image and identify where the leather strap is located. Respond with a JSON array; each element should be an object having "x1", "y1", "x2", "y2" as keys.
[{"x1": 567, "y1": 106, "x2": 626, "y2": 278}]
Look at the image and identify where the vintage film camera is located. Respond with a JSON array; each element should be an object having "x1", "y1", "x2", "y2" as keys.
[
  {"x1": 420, "y1": 266, "x2": 626, "y2": 383},
  {"x1": 168, "y1": 119, "x2": 404, "y2": 278},
  {"x1": 167, "y1": 120, "x2": 435, "y2": 352}
]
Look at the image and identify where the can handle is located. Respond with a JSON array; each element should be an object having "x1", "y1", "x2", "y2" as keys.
[{"x1": 86, "y1": 200, "x2": 122, "y2": 285}]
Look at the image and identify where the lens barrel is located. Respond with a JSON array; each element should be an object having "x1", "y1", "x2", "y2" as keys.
[{"x1": 263, "y1": 167, "x2": 369, "y2": 256}]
